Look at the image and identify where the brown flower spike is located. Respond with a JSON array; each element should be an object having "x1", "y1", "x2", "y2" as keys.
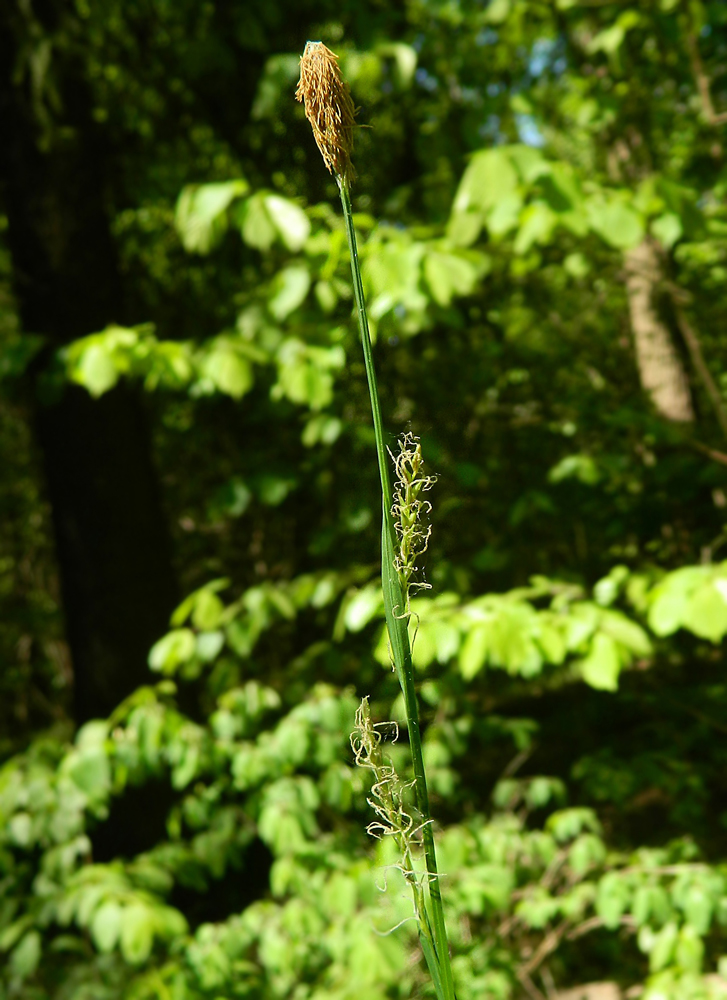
[{"x1": 296, "y1": 41, "x2": 356, "y2": 187}]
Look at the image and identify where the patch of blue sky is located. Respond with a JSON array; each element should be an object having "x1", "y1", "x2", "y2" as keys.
[
  {"x1": 516, "y1": 114, "x2": 545, "y2": 147},
  {"x1": 415, "y1": 67, "x2": 439, "y2": 92},
  {"x1": 529, "y1": 37, "x2": 557, "y2": 77},
  {"x1": 476, "y1": 28, "x2": 499, "y2": 47},
  {"x1": 478, "y1": 113, "x2": 505, "y2": 144},
  {"x1": 528, "y1": 36, "x2": 569, "y2": 81}
]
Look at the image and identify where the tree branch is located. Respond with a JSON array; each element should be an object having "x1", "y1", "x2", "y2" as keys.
[
  {"x1": 670, "y1": 297, "x2": 727, "y2": 440},
  {"x1": 692, "y1": 441, "x2": 727, "y2": 468},
  {"x1": 686, "y1": 31, "x2": 727, "y2": 126}
]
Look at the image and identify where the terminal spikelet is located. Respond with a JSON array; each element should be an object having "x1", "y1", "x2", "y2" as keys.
[{"x1": 296, "y1": 41, "x2": 356, "y2": 187}]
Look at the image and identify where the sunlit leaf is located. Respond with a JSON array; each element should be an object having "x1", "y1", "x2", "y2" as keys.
[
  {"x1": 268, "y1": 265, "x2": 311, "y2": 320},
  {"x1": 148, "y1": 628, "x2": 196, "y2": 673},
  {"x1": 120, "y1": 904, "x2": 154, "y2": 965},
  {"x1": 176, "y1": 180, "x2": 248, "y2": 253},
  {"x1": 264, "y1": 195, "x2": 311, "y2": 251},
  {"x1": 587, "y1": 197, "x2": 645, "y2": 249},
  {"x1": 579, "y1": 632, "x2": 620, "y2": 691}
]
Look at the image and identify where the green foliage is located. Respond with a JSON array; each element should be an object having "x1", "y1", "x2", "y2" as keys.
[{"x1": 3, "y1": 0, "x2": 727, "y2": 998}]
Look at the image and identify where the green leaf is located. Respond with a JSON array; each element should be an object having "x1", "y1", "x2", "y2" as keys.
[
  {"x1": 273, "y1": 339, "x2": 342, "y2": 410},
  {"x1": 599, "y1": 610, "x2": 652, "y2": 656},
  {"x1": 148, "y1": 628, "x2": 196, "y2": 674},
  {"x1": 593, "y1": 566, "x2": 630, "y2": 607},
  {"x1": 564, "y1": 252, "x2": 590, "y2": 278},
  {"x1": 596, "y1": 872, "x2": 631, "y2": 929},
  {"x1": 652, "y1": 212, "x2": 683, "y2": 248},
  {"x1": 362, "y1": 239, "x2": 426, "y2": 318},
  {"x1": 487, "y1": 603, "x2": 542, "y2": 677},
  {"x1": 587, "y1": 11, "x2": 640, "y2": 55},
  {"x1": 190, "y1": 589, "x2": 224, "y2": 630},
  {"x1": 536, "y1": 620, "x2": 566, "y2": 664},
  {"x1": 172, "y1": 741, "x2": 200, "y2": 789},
  {"x1": 176, "y1": 180, "x2": 248, "y2": 254},
  {"x1": 526, "y1": 776, "x2": 565, "y2": 809},
  {"x1": 587, "y1": 197, "x2": 645, "y2": 250},
  {"x1": 91, "y1": 900, "x2": 123, "y2": 953},
  {"x1": 344, "y1": 583, "x2": 383, "y2": 632},
  {"x1": 564, "y1": 603, "x2": 599, "y2": 650},
  {"x1": 579, "y1": 632, "x2": 621, "y2": 691},
  {"x1": 539, "y1": 164, "x2": 582, "y2": 215},
  {"x1": 445, "y1": 210, "x2": 485, "y2": 247},
  {"x1": 257, "y1": 474, "x2": 297, "y2": 505},
  {"x1": 676, "y1": 925, "x2": 704, "y2": 973},
  {"x1": 568, "y1": 833, "x2": 606, "y2": 875},
  {"x1": 376, "y1": 42, "x2": 418, "y2": 87},
  {"x1": 647, "y1": 566, "x2": 707, "y2": 636},
  {"x1": 453, "y1": 149, "x2": 519, "y2": 215},
  {"x1": 681, "y1": 882, "x2": 713, "y2": 935},
  {"x1": 264, "y1": 195, "x2": 311, "y2": 251},
  {"x1": 66, "y1": 747, "x2": 111, "y2": 801},
  {"x1": 239, "y1": 192, "x2": 277, "y2": 250},
  {"x1": 681, "y1": 582, "x2": 727, "y2": 642},
  {"x1": 315, "y1": 279, "x2": 338, "y2": 313},
  {"x1": 459, "y1": 623, "x2": 489, "y2": 679},
  {"x1": 0, "y1": 917, "x2": 33, "y2": 953},
  {"x1": 513, "y1": 202, "x2": 557, "y2": 254},
  {"x1": 516, "y1": 889, "x2": 560, "y2": 929},
  {"x1": 632, "y1": 885, "x2": 672, "y2": 928},
  {"x1": 73, "y1": 344, "x2": 119, "y2": 397},
  {"x1": 483, "y1": 0, "x2": 511, "y2": 24},
  {"x1": 10, "y1": 931, "x2": 41, "y2": 980},
  {"x1": 487, "y1": 192, "x2": 523, "y2": 236},
  {"x1": 120, "y1": 904, "x2": 154, "y2": 965},
  {"x1": 268, "y1": 265, "x2": 311, "y2": 320},
  {"x1": 8, "y1": 812, "x2": 32, "y2": 847},
  {"x1": 424, "y1": 250, "x2": 481, "y2": 306},
  {"x1": 171, "y1": 579, "x2": 229, "y2": 627},
  {"x1": 646, "y1": 920, "x2": 678, "y2": 973},
  {"x1": 548, "y1": 453, "x2": 600, "y2": 485},
  {"x1": 301, "y1": 413, "x2": 343, "y2": 447},
  {"x1": 548, "y1": 807, "x2": 602, "y2": 842},
  {"x1": 196, "y1": 630, "x2": 224, "y2": 662},
  {"x1": 507, "y1": 144, "x2": 549, "y2": 183},
  {"x1": 201, "y1": 346, "x2": 254, "y2": 399}
]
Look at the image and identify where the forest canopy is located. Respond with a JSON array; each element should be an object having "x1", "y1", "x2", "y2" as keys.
[{"x1": 1, "y1": 1, "x2": 727, "y2": 998}]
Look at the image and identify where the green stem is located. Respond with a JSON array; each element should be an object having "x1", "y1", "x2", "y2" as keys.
[
  {"x1": 338, "y1": 177, "x2": 456, "y2": 1000},
  {"x1": 338, "y1": 179, "x2": 392, "y2": 506}
]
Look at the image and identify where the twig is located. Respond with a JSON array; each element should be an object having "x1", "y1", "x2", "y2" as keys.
[
  {"x1": 615, "y1": 863, "x2": 709, "y2": 877},
  {"x1": 665, "y1": 696, "x2": 727, "y2": 736},
  {"x1": 568, "y1": 914, "x2": 636, "y2": 940},
  {"x1": 692, "y1": 441, "x2": 727, "y2": 468},
  {"x1": 520, "y1": 920, "x2": 571, "y2": 978},
  {"x1": 518, "y1": 968, "x2": 548, "y2": 1000},
  {"x1": 500, "y1": 747, "x2": 534, "y2": 781},
  {"x1": 541, "y1": 963, "x2": 558, "y2": 1000},
  {"x1": 685, "y1": 32, "x2": 727, "y2": 127},
  {"x1": 670, "y1": 297, "x2": 727, "y2": 440},
  {"x1": 540, "y1": 850, "x2": 568, "y2": 892}
]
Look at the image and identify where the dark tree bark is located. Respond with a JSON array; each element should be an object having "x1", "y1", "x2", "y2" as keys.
[{"x1": 0, "y1": 8, "x2": 177, "y2": 723}]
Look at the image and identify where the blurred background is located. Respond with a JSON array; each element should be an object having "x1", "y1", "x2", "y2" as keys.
[{"x1": 1, "y1": 1, "x2": 727, "y2": 998}]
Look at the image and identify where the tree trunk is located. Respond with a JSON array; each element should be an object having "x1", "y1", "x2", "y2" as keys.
[
  {"x1": 624, "y1": 239, "x2": 694, "y2": 423},
  {"x1": 0, "y1": 9, "x2": 177, "y2": 723}
]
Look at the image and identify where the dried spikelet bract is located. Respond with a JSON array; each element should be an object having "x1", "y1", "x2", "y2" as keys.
[{"x1": 296, "y1": 41, "x2": 356, "y2": 186}]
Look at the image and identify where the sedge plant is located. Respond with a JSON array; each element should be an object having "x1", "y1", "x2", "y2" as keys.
[{"x1": 296, "y1": 41, "x2": 456, "y2": 1000}]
